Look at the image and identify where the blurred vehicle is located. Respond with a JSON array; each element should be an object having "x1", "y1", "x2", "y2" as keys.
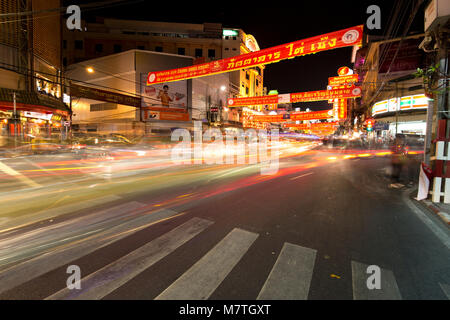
[{"x1": 31, "y1": 138, "x2": 64, "y2": 154}]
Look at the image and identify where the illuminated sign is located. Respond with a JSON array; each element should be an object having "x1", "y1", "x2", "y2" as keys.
[
  {"x1": 371, "y1": 94, "x2": 429, "y2": 115},
  {"x1": 337, "y1": 66, "x2": 353, "y2": 76},
  {"x1": 284, "y1": 121, "x2": 339, "y2": 129},
  {"x1": 244, "y1": 34, "x2": 260, "y2": 52},
  {"x1": 328, "y1": 74, "x2": 359, "y2": 86},
  {"x1": 147, "y1": 25, "x2": 364, "y2": 85},
  {"x1": 250, "y1": 109, "x2": 333, "y2": 122},
  {"x1": 223, "y1": 29, "x2": 239, "y2": 37},
  {"x1": 22, "y1": 111, "x2": 53, "y2": 120},
  {"x1": 227, "y1": 87, "x2": 361, "y2": 107}
]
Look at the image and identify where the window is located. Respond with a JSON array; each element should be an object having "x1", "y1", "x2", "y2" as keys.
[
  {"x1": 177, "y1": 47, "x2": 185, "y2": 55},
  {"x1": 155, "y1": 46, "x2": 163, "y2": 52},
  {"x1": 233, "y1": 36, "x2": 237, "y2": 40},
  {"x1": 74, "y1": 40, "x2": 83, "y2": 50},
  {"x1": 113, "y1": 44, "x2": 122, "y2": 53},
  {"x1": 256, "y1": 79, "x2": 259, "y2": 87},
  {"x1": 137, "y1": 45, "x2": 145, "y2": 50},
  {"x1": 208, "y1": 49, "x2": 215, "y2": 58},
  {"x1": 246, "y1": 73, "x2": 250, "y2": 80},
  {"x1": 225, "y1": 48, "x2": 229, "y2": 51},
  {"x1": 225, "y1": 36, "x2": 229, "y2": 40},
  {"x1": 232, "y1": 48, "x2": 237, "y2": 51},
  {"x1": 245, "y1": 87, "x2": 249, "y2": 95},
  {"x1": 195, "y1": 48, "x2": 202, "y2": 57},
  {"x1": 95, "y1": 43, "x2": 103, "y2": 53}
]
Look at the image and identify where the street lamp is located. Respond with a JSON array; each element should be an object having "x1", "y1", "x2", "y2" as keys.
[{"x1": 86, "y1": 67, "x2": 94, "y2": 73}]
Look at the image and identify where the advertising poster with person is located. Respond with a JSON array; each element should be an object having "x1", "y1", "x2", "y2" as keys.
[
  {"x1": 141, "y1": 73, "x2": 187, "y2": 109},
  {"x1": 140, "y1": 73, "x2": 190, "y2": 121}
]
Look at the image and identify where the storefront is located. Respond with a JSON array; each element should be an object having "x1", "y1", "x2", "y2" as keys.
[
  {"x1": 371, "y1": 93, "x2": 429, "y2": 141},
  {"x1": 0, "y1": 88, "x2": 70, "y2": 144}
]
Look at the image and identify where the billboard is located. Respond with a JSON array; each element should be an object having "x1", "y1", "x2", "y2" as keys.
[
  {"x1": 147, "y1": 25, "x2": 363, "y2": 85},
  {"x1": 140, "y1": 73, "x2": 189, "y2": 122}
]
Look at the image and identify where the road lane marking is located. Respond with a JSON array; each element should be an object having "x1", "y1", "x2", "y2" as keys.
[
  {"x1": 257, "y1": 243, "x2": 316, "y2": 300},
  {"x1": 0, "y1": 208, "x2": 184, "y2": 295},
  {"x1": 46, "y1": 217, "x2": 214, "y2": 300},
  {"x1": 0, "y1": 161, "x2": 41, "y2": 188},
  {"x1": 351, "y1": 261, "x2": 402, "y2": 300},
  {"x1": 155, "y1": 228, "x2": 258, "y2": 300},
  {"x1": 439, "y1": 283, "x2": 450, "y2": 299},
  {"x1": 290, "y1": 172, "x2": 314, "y2": 180}
]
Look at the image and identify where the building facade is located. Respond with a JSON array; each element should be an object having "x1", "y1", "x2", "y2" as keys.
[
  {"x1": 0, "y1": 0, "x2": 70, "y2": 146},
  {"x1": 62, "y1": 19, "x2": 264, "y2": 113},
  {"x1": 67, "y1": 50, "x2": 231, "y2": 136},
  {"x1": 354, "y1": 33, "x2": 433, "y2": 140}
]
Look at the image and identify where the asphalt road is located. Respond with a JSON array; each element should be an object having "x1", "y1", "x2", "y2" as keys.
[{"x1": 0, "y1": 146, "x2": 449, "y2": 300}]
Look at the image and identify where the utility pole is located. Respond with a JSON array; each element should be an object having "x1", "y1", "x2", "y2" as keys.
[{"x1": 13, "y1": 92, "x2": 17, "y2": 149}]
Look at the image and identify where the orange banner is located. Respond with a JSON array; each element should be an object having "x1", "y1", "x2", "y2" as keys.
[
  {"x1": 328, "y1": 74, "x2": 359, "y2": 86},
  {"x1": 290, "y1": 87, "x2": 361, "y2": 103},
  {"x1": 285, "y1": 121, "x2": 339, "y2": 129},
  {"x1": 249, "y1": 109, "x2": 332, "y2": 122},
  {"x1": 142, "y1": 108, "x2": 190, "y2": 121},
  {"x1": 147, "y1": 25, "x2": 363, "y2": 85},
  {"x1": 227, "y1": 95, "x2": 279, "y2": 107},
  {"x1": 227, "y1": 87, "x2": 361, "y2": 107}
]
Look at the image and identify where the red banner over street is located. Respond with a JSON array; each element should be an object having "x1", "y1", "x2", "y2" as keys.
[
  {"x1": 284, "y1": 121, "x2": 339, "y2": 129},
  {"x1": 250, "y1": 109, "x2": 332, "y2": 122},
  {"x1": 227, "y1": 87, "x2": 361, "y2": 107},
  {"x1": 147, "y1": 25, "x2": 363, "y2": 85}
]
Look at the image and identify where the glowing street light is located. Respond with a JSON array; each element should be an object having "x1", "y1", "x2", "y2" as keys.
[{"x1": 86, "y1": 67, "x2": 94, "y2": 73}]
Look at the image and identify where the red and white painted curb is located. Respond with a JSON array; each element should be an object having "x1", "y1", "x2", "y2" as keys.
[{"x1": 422, "y1": 200, "x2": 450, "y2": 226}]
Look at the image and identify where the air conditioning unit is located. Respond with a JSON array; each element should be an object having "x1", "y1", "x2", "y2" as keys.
[{"x1": 425, "y1": 0, "x2": 450, "y2": 32}]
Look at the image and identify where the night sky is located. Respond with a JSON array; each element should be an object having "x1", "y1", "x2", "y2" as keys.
[{"x1": 66, "y1": 0, "x2": 427, "y2": 109}]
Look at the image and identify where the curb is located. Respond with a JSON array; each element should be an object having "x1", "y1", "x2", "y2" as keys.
[
  {"x1": 407, "y1": 187, "x2": 450, "y2": 228},
  {"x1": 421, "y1": 200, "x2": 450, "y2": 227}
]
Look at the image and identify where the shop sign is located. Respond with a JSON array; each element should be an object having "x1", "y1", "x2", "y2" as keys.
[{"x1": 22, "y1": 111, "x2": 52, "y2": 120}]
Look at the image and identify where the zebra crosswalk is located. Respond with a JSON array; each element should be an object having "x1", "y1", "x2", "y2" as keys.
[{"x1": 0, "y1": 215, "x2": 448, "y2": 300}]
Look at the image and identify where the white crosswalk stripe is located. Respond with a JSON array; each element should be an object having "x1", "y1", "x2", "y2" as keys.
[
  {"x1": 257, "y1": 243, "x2": 316, "y2": 300},
  {"x1": 46, "y1": 217, "x2": 213, "y2": 300},
  {"x1": 0, "y1": 206, "x2": 183, "y2": 295},
  {"x1": 0, "y1": 214, "x2": 423, "y2": 300},
  {"x1": 439, "y1": 283, "x2": 450, "y2": 299},
  {"x1": 351, "y1": 261, "x2": 402, "y2": 300},
  {"x1": 155, "y1": 228, "x2": 258, "y2": 300}
]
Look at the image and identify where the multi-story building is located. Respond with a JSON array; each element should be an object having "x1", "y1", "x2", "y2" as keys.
[
  {"x1": 62, "y1": 18, "x2": 264, "y2": 105},
  {"x1": 66, "y1": 49, "x2": 231, "y2": 136},
  {"x1": 0, "y1": 0, "x2": 70, "y2": 145},
  {"x1": 353, "y1": 33, "x2": 433, "y2": 141}
]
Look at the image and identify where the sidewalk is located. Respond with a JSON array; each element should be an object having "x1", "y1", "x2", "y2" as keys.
[{"x1": 410, "y1": 188, "x2": 450, "y2": 228}]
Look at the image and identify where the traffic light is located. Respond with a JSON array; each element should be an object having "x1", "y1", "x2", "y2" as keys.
[{"x1": 367, "y1": 119, "x2": 373, "y2": 131}]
